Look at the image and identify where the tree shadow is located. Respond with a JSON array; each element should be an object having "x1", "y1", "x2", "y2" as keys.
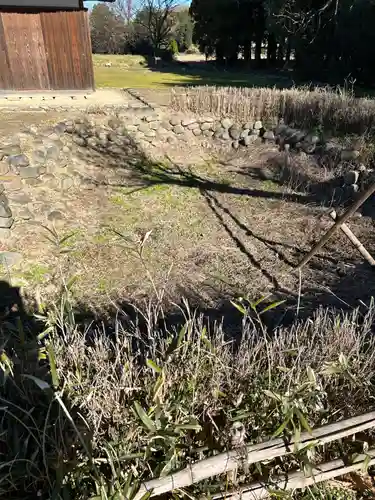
[
  {"x1": 0, "y1": 281, "x2": 93, "y2": 499},
  {"x1": 70, "y1": 126, "x2": 375, "y2": 323},
  {"x1": 143, "y1": 58, "x2": 295, "y2": 88}
]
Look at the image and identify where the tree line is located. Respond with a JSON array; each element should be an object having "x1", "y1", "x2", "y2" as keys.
[{"x1": 90, "y1": 0, "x2": 375, "y2": 86}]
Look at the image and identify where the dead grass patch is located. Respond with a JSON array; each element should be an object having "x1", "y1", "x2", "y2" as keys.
[{"x1": 171, "y1": 86, "x2": 375, "y2": 136}]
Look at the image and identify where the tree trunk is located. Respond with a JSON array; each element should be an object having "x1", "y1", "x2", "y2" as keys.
[
  {"x1": 277, "y1": 38, "x2": 285, "y2": 65},
  {"x1": 244, "y1": 41, "x2": 252, "y2": 65},
  {"x1": 255, "y1": 35, "x2": 262, "y2": 68},
  {"x1": 267, "y1": 33, "x2": 277, "y2": 66},
  {"x1": 285, "y1": 37, "x2": 292, "y2": 63}
]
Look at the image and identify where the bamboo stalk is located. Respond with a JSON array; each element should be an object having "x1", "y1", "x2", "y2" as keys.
[
  {"x1": 133, "y1": 412, "x2": 375, "y2": 499},
  {"x1": 213, "y1": 449, "x2": 375, "y2": 499},
  {"x1": 295, "y1": 180, "x2": 375, "y2": 271},
  {"x1": 330, "y1": 209, "x2": 375, "y2": 266}
]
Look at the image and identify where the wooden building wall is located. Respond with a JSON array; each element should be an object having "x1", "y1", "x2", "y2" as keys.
[{"x1": 0, "y1": 9, "x2": 94, "y2": 91}]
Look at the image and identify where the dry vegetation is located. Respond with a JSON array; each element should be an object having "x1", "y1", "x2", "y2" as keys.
[
  {"x1": 171, "y1": 86, "x2": 375, "y2": 136},
  {"x1": 2, "y1": 87, "x2": 375, "y2": 499},
  {"x1": 2, "y1": 287, "x2": 375, "y2": 499}
]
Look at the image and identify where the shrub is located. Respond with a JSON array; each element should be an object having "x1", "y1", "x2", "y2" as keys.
[{"x1": 169, "y1": 38, "x2": 179, "y2": 55}]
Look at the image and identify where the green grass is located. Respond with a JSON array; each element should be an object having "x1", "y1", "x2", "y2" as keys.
[{"x1": 93, "y1": 54, "x2": 292, "y2": 89}]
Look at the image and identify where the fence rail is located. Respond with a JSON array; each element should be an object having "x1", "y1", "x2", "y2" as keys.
[{"x1": 134, "y1": 411, "x2": 375, "y2": 500}]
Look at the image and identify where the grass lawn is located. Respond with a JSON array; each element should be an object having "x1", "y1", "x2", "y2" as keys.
[{"x1": 93, "y1": 53, "x2": 293, "y2": 89}]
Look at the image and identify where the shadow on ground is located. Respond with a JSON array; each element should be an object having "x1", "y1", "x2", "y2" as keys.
[
  {"x1": 71, "y1": 126, "x2": 375, "y2": 329},
  {"x1": 144, "y1": 58, "x2": 295, "y2": 88}
]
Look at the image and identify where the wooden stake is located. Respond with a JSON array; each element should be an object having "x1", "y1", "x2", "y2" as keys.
[
  {"x1": 295, "y1": 181, "x2": 375, "y2": 271},
  {"x1": 330, "y1": 209, "x2": 375, "y2": 266},
  {"x1": 133, "y1": 412, "x2": 375, "y2": 499}
]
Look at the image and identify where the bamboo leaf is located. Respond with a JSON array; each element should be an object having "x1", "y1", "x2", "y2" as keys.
[
  {"x1": 146, "y1": 359, "x2": 162, "y2": 373},
  {"x1": 260, "y1": 300, "x2": 286, "y2": 315},
  {"x1": 133, "y1": 402, "x2": 156, "y2": 433},
  {"x1": 23, "y1": 374, "x2": 51, "y2": 391},
  {"x1": 230, "y1": 300, "x2": 247, "y2": 315},
  {"x1": 272, "y1": 418, "x2": 289, "y2": 437},
  {"x1": 295, "y1": 408, "x2": 312, "y2": 434},
  {"x1": 47, "y1": 342, "x2": 59, "y2": 389}
]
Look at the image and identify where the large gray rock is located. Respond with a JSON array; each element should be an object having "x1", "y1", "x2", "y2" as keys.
[
  {"x1": 243, "y1": 122, "x2": 253, "y2": 130},
  {"x1": 170, "y1": 117, "x2": 181, "y2": 126},
  {"x1": 161, "y1": 121, "x2": 173, "y2": 131},
  {"x1": 144, "y1": 129, "x2": 156, "y2": 138},
  {"x1": 9, "y1": 193, "x2": 32, "y2": 205},
  {"x1": 263, "y1": 130, "x2": 275, "y2": 141},
  {"x1": 187, "y1": 121, "x2": 200, "y2": 130},
  {"x1": 214, "y1": 127, "x2": 225, "y2": 139},
  {"x1": 173, "y1": 125, "x2": 184, "y2": 134},
  {"x1": 149, "y1": 121, "x2": 161, "y2": 130},
  {"x1": 344, "y1": 170, "x2": 360, "y2": 185},
  {"x1": 20, "y1": 166, "x2": 41, "y2": 179},
  {"x1": 8, "y1": 154, "x2": 29, "y2": 170},
  {"x1": 1, "y1": 144, "x2": 22, "y2": 157},
  {"x1": 192, "y1": 128, "x2": 202, "y2": 136},
  {"x1": 108, "y1": 117, "x2": 122, "y2": 129},
  {"x1": 341, "y1": 149, "x2": 360, "y2": 162},
  {"x1": 73, "y1": 136, "x2": 87, "y2": 147},
  {"x1": 304, "y1": 133, "x2": 320, "y2": 145},
  {"x1": 221, "y1": 118, "x2": 233, "y2": 129},
  {"x1": 243, "y1": 134, "x2": 258, "y2": 146},
  {"x1": 229, "y1": 125, "x2": 241, "y2": 140},
  {"x1": 138, "y1": 123, "x2": 150, "y2": 133},
  {"x1": 0, "y1": 251, "x2": 22, "y2": 266},
  {"x1": 201, "y1": 122, "x2": 213, "y2": 131},
  {"x1": 222, "y1": 131, "x2": 230, "y2": 140},
  {"x1": 0, "y1": 161, "x2": 9, "y2": 175},
  {"x1": 145, "y1": 114, "x2": 160, "y2": 123},
  {"x1": 182, "y1": 118, "x2": 197, "y2": 127},
  {"x1": 0, "y1": 216, "x2": 13, "y2": 228},
  {"x1": 45, "y1": 143, "x2": 60, "y2": 160},
  {"x1": 32, "y1": 148, "x2": 47, "y2": 164},
  {"x1": 0, "y1": 203, "x2": 11, "y2": 218},
  {"x1": 203, "y1": 129, "x2": 214, "y2": 137}
]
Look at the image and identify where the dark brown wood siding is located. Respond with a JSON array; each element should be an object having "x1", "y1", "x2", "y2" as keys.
[{"x1": 0, "y1": 9, "x2": 94, "y2": 91}]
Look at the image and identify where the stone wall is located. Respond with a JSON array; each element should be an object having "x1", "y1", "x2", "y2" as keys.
[{"x1": 0, "y1": 105, "x2": 370, "y2": 240}]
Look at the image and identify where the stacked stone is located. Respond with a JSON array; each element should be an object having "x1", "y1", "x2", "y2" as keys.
[
  {"x1": 0, "y1": 184, "x2": 13, "y2": 230},
  {"x1": 342, "y1": 163, "x2": 372, "y2": 199}
]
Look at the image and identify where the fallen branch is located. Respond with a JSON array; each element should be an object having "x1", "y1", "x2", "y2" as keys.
[
  {"x1": 329, "y1": 209, "x2": 375, "y2": 266},
  {"x1": 213, "y1": 449, "x2": 375, "y2": 499},
  {"x1": 133, "y1": 412, "x2": 375, "y2": 499}
]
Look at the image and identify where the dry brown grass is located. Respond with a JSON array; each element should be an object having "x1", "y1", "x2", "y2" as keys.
[{"x1": 171, "y1": 86, "x2": 375, "y2": 135}]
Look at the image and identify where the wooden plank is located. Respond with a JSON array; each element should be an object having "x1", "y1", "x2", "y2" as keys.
[
  {"x1": 41, "y1": 11, "x2": 68, "y2": 89},
  {"x1": 0, "y1": 14, "x2": 13, "y2": 90},
  {"x1": 214, "y1": 450, "x2": 375, "y2": 499},
  {"x1": 134, "y1": 411, "x2": 375, "y2": 499},
  {"x1": 41, "y1": 10, "x2": 93, "y2": 90},
  {"x1": 2, "y1": 12, "x2": 49, "y2": 90}
]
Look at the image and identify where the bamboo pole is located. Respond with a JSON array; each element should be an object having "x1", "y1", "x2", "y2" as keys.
[
  {"x1": 329, "y1": 209, "x2": 375, "y2": 266},
  {"x1": 133, "y1": 412, "x2": 375, "y2": 499},
  {"x1": 213, "y1": 449, "x2": 375, "y2": 499},
  {"x1": 295, "y1": 180, "x2": 375, "y2": 271}
]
